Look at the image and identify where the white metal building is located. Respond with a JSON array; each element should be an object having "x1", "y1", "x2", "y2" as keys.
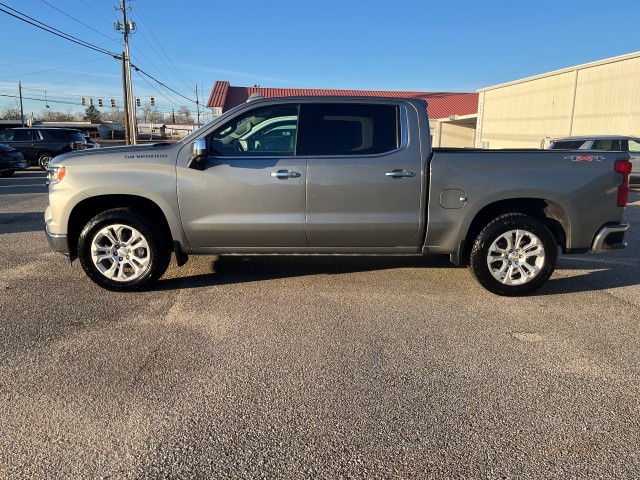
[{"x1": 475, "y1": 51, "x2": 640, "y2": 148}]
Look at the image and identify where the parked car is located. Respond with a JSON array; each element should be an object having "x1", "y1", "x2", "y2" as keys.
[
  {"x1": 0, "y1": 127, "x2": 87, "y2": 170},
  {"x1": 548, "y1": 135, "x2": 640, "y2": 185},
  {"x1": 84, "y1": 136, "x2": 101, "y2": 148},
  {"x1": 0, "y1": 143, "x2": 29, "y2": 177},
  {"x1": 45, "y1": 97, "x2": 630, "y2": 295}
]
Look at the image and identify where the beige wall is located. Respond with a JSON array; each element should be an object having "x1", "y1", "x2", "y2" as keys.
[
  {"x1": 572, "y1": 56, "x2": 640, "y2": 135},
  {"x1": 437, "y1": 122, "x2": 476, "y2": 147},
  {"x1": 476, "y1": 53, "x2": 640, "y2": 148}
]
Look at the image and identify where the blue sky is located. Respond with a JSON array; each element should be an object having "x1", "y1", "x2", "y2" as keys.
[{"x1": 0, "y1": 0, "x2": 638, "y2": 118}]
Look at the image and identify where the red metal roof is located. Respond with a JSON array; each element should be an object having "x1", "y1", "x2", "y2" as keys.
[{"x1": 206, "y1": 81, "x2": 478, "y2": 119}]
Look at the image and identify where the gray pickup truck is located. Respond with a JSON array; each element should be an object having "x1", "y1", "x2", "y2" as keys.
[{"x1": 45, "y1": 97, "x2": 631, "y2": 295}]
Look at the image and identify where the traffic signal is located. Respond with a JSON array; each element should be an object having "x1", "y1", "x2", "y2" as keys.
[
  {"x1": 81, "y1": 97, "x2": 86, "y2": 106},
  {"x1": 110, "y1": 98, "x2": 116, "y2": 108},
  {"x1": 150, "y1": 97, "x2": 155, "y2": 106},
  {"x1": 136, "y1": 97, "x2": 141, "y2": 107},
  {"x1": 98, "y1": 98, "x2": 103, "y2": 107},
  {"x1": 89, "y1": 97, "x2": 93, "y2": 106}
]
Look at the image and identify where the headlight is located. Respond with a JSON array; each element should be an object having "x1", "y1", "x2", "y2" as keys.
[{"x1": 46, "y1": 165, "x2": 66, "y2": 185}]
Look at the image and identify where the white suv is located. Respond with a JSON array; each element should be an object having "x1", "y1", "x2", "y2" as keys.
[{"x1": 548, "y1": 136, "x2": 639, "y2": 185}]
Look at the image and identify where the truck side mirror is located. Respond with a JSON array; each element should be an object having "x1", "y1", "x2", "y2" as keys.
[{"x1": 188, "y1": 138, "x2": 208, "y2": 170}]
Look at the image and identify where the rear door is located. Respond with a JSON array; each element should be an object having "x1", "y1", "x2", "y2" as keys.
[
  {"x1": 177, "y1": 104, "x2": 307, "y2": 248},
  {"x1": 302, "y1": 103, "x2": 422, "y2": 247},
  {"x1": 11, "y1": 129, "x2": 37, "y2": 161}
]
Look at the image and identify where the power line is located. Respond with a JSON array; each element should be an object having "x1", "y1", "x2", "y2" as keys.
[
  {"x1": 0, "y1": 46, "x2": 104, "y2": 66},
  {"x1": 133, "y1": 70, "x2": 182, "y2": 108},
  {"x1": 39, "y1": 0, "x2": 123, "y2": 46},
  {"x1": 134, "y1": 3, "x2": 194, "y2": 91},
  {"x1": 0, "y1": 57, "x2": 108, "y2": 81},
  {"x1": 0, "y1": 2, "x2": 196, "y2": 115},
  {"x1": 0, "y1": 92, "x2": 80, "y2": 106},
  {"x1": 0, "y1": 3, "x2": 120, "y2": 59},
  {"x1": 131, "y1": 63, "x2": 196, "y2": 104}
]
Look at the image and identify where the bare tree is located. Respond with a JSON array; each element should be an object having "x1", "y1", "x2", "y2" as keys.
[
  {"x1": 38, "y1": 109, "x2": 77, "y2": 122},
  {"x1": 175, "y1": 105, "x2": 194, "y2": 124},
  {"x1": 0, "y1": 102, "x2": 21, "y2": 120},
  {"x1": 102, "y1": 107, "x2": 126, "y2": 124},
  {"x1": 137, "y1": 101, "x2": 163, "y2": 124}
]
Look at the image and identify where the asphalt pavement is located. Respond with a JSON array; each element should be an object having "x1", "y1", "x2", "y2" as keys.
[{"x1": 1, "y1": 169, "x2": 639, "y2": 478}]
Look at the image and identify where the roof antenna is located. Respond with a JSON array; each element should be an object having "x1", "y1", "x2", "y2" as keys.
[{"x1": 247, "y1": 92, "x2": 265, "y2": 102}]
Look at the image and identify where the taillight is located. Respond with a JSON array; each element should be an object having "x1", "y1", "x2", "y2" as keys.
[{"x1": 615, "y1": 159, "x2": 632, "y2": 207}]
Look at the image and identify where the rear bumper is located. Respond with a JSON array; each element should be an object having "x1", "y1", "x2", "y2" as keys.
[
  {"x1": 45, "y1": 225, "x2": 70, "y2": 255},
  {"x1": 591, "y1": 223, "x2": 630, "y2": 253},
  {"x1": 10, "y1": 158, "x2": 29, "y2": 170}
]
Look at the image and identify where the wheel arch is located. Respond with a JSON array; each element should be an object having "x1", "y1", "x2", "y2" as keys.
[
  {"x1": 460, "y1": 198, "x2": 571, "y2": 265},
  {"x1": 67, "y1": 194, "x2": 177, "y2": 258}
]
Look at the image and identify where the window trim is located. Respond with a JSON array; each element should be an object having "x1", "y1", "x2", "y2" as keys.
[
  {"x1": 305, "y1": 104, "x2": 408, "y2": 159},
  {"x1": 207, "y1": 103, "x2": 301, "y2": 158}
]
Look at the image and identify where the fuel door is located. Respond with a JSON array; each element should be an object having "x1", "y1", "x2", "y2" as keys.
[{"x1": 439, "y1": 189, "x2": 467, "y2": 209}]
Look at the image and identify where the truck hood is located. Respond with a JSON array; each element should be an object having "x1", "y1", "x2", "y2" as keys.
[{"x1": 51, "y1": 142, "x2": 183, "y2": 167}]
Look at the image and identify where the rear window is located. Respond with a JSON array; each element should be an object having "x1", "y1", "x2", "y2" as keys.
[
  {"x1": 41, "y1": 129, "x2": 85, "y2": 142},
  {"x1": 550, "y1": 140, "x2": 587, "y2": 149},
  {"x1": 67, "y1": 131, "x2": 85, "y2": 142}
]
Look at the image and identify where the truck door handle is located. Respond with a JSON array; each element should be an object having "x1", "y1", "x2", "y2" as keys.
[
  {"x1": 270, "y1": 170, "x2": 301, "y2": 179},
  {"x1": 385, "y1": 170, "x2": 416, "y2": 178}
]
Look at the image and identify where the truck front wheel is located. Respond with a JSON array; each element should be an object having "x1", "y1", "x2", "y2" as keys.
[
  {"x1": 78, "y1": 208, "x2": 171, "y2": 291},
  {"x1": 469, "y1": 213, "x2": 557, "y2": 296}
]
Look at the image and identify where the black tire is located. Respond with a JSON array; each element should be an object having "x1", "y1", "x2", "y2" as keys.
[
  {"x1": 38, "y1": 153, "x2": 54, "y2": 170},
  {"x1": 469, "y1": 213, "x2": 557, "y2": 296},
  {"x1": 78, "y1": 208, "x2": 171, "y2": 291},
  {"x1": 0, "y1": 170, "x2": 15, "y2": 177}
]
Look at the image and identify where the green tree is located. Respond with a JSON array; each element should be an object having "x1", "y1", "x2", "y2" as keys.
[{"x1": 83, "y1": 105, "x2": 103, "y2": 123}]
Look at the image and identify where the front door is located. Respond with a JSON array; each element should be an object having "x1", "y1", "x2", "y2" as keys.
[
  {"x1": 302, "y1": 103, "x2": 423, "y2": 248},
  {"x1": 177, "y1": 104, "x2": 307, "y2": 249}
]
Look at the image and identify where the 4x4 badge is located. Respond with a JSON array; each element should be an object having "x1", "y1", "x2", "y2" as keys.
[{"x1": 564, "y1": 155, "x2": 605, "y2": 162}]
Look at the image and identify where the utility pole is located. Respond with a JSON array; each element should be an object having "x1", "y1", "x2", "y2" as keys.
[
  {"x1": 195, "y1": 84, "x2": 200, "y2": 127},
  {"x1": 18, "y1": 81, "x2": 24, "y2": 127},
  {"x1": 121, "y1": 52, "x2": 130, "y2": 144},
  {"x1": 115, "y1": 0, "x2": 137, "y2": 145}
]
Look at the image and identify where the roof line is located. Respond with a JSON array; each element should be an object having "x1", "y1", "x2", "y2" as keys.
[{"x1": 477, "y1": 50, "x2": 640, "y2": 92}]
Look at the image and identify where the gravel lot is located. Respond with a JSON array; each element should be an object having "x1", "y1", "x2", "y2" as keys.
[{"x1": 1, "y1": 170, "x2": 639, "y2": 478}]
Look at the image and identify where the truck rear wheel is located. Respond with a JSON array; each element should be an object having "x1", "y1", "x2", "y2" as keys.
[
  {"x1": 78, "y1": 208, "x2": 171, "y2": 291},
  {"x1": 469, "y1": 213, "x2": 557, "y2": 296}
]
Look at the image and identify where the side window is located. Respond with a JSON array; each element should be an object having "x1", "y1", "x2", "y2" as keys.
[
  {"x1": 628, "y1": 140, "x2": 640, "y2": 153},
  {"x1": 0, "y1": 130, "x2": 14, "y2": 141},
  {"x1": 44, "y1": 129, "x2": 65, "y2": 141},
  {"x1": 593, "y1": 139, "x2": 624, "y2": 151},
  {"x1": 211, "y1": 105, "x2": 299, "y2": 157},
  {"x1": 13, "y1": 130, "x2": 33, "y2": 142},
  {"x1": 32, "y1": 130, "x2": 43, "y2": 141},
  {"x1": 306, "y1": 104, "x2": 399, "y2": 156}
]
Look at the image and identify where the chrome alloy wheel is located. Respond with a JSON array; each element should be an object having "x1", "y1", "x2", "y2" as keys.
[
  {"x1": 90, "y1": 224, "x2": 151, "y2": 282},
  {"x1": 486, "y1": 229, "x2": 545, "y2": 286}
]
